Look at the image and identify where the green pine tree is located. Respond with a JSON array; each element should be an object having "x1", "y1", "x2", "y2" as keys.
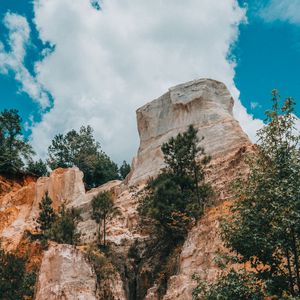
[
  {"x1": 36, "y1": 192, "x2": 57, "y2": 232},
  {"x1": 91, "y1": 191, "x2": 120, "y2": 246},
  {"x1": 139, "y1": 125, "x2": 211, "y2": 241},
  {"x1": 49, "y1": 204, "x2": 82, "y2": 245},
  {"x1": 119, "y1": 160, "x2": 131, "y2": 180}
]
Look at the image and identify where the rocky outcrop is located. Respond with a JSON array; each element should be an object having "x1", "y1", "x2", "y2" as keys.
[
  {"x1": 128, "y1": 78, "x2": 250, "y2": 185},
  {"x1": 35, "y1": 244, "x2": 97, "y2": 300},
  {"x1": 0, "y1": 78, "x2": 253, "y2": 299},
  {"x1": 0, "y1": 168, "x2": 86, "y2": 250}
]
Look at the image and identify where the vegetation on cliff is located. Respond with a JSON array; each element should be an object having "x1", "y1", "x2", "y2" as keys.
[
  {"x1": 194, "y1": 91, "x2": 300, "y2": 299},
  {"x1": 47, "y1": 125, "x2": 119, "y2": 189},
  {"x1": 92, "y1": 191, "x2": 120, "y2": 246},
  {"x1": 138, "y1": 125, "x2": 212, "y2": 298},
  {"x1": 36, "y1": 192, "x2": 82, "y2": 245},
  {"x1": 0, "y1": 249, "x2": 36, "y2": 300},
  {"x1": 0, "y1": 109, "x2": 128, "y2": 186},
  {"x1": 0, "y1": 109, "x2": 34, "y2": 175},
  {"x1": 139, "y1": 125, "x2": 211, "y2": 241}
]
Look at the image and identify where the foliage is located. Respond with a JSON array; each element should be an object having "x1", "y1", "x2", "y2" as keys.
[
  {"x1": 91, "y1": 191, "x2": 120, "y2": 246},
  {"x1": 221, "y1": 91, "x2": 300, "y2": 297},
  {"x1": 47, "y1": 125, "x2": 119, "y2": 189},
  {"x1": 48, "y1": 204, "x2": 82, "y2": 245},
  {"x1": 85, "y1": 245, "x2": 116, "y2": 299},
  {"x1": 36, "y1": 192, "x2": 57, "y2": 232},
  {"x1": 0, "y1": 109, "x2": 34, "y2": 175},
  {"x1": 27, "y1": 158, "x2": 48, "y2": 177},
  {"x1": 192, "y1": 269, "x2": 264, "y2": 300},
  {"x1": 119, "y1": 160, "x2": 131, "y2": 180},
  {"x1": 0, "y1": 249, "x2": 37, "y2": 300},
  {"x1": 139, "y1": 125, "x2": 211, "y2": 241}
]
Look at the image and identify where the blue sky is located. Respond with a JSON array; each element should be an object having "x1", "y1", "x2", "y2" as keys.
[
  {"x1": 236, "y1": 0, "x2": 300, "y2": 120},
  {"x1": 0, "y1": 0, "x2": 299, "y2": 162}
]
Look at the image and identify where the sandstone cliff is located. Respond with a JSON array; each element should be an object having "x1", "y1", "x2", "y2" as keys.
[
  {"x1": 0, "y1": 78, "x2": 252, "y2": 300},
  {"x1": 128, "y1": 78, "x2": 250, "y2": 185}
]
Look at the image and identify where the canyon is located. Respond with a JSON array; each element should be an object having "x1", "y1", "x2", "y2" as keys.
[{"x1": 0, "y1": 78, "x2": 252, "y2": 299}]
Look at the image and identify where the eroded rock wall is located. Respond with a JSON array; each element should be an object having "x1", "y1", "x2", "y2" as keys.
[
  {"x1": 0, "y1": 78, "x2": 253, "y2": 300},
  {"x1": 128, "y1": 78, "x2": 250, "y2": 185},
  {"x1": 35, "y1": 244, "x2": 98, "y2": 300}
]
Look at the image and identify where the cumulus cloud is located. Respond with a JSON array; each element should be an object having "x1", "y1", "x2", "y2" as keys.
[
  {"x1": 28, "y1": 0, "x2": 262, "y2": 163},
  {"x1": 260, "y1": 0, "x2": 300, "y2": 25},
  {"x1": 0, "y1": 13, "x2": 50, "y2": 108}
]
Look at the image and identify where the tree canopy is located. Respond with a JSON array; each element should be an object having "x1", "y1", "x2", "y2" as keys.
[
  {"x1": 47, "y1": 125, "x2": 119, "y2": 189},
  {"x1": 119, "y1": 160, "x2": 131, "y2": 180},
  {"x1": 139, "y1": 125, "x2": 211, "y2": 241},
  {"x1": 221, "y1": 91, "x2": 300, "y2": 297},
  {"x1": 0, "y1": 249, "x2": 36, "y2": 300},
  {"x1": 91, "y1": 191, "x2": 120, "y2": 246},
  {"x1": 0, "y1": 109, "x2": 33, "y2": 175}
]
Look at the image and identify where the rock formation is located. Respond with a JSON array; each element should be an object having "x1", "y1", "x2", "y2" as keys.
[
  {"x1": 0, "y1": 78, "x2": 253, "y2": 300},
  {"x1": 128, "y1": 78, "x2": 250, "y2": 185},
  {"x1": 35, "y1": 244, "x2": 98, "y2": 300}
]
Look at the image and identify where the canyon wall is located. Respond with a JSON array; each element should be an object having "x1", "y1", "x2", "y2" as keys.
[
  {"x1": 0, "y1": 78, "x2": 252, "y2": 300},
  {"x1": 128, "y1": 78, "x2": 250, "y2": 185}
]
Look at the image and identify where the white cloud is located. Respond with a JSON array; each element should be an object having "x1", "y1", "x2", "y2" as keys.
[
  {"x1": 28, "y1": 0, "x2": 263, "y2": 163},
  {"x1": 0, "y1": 13, "x2": 50, "y2": 108},
  {"x1": 260, "y1": 0, "x2": 300, "y2": 24}
]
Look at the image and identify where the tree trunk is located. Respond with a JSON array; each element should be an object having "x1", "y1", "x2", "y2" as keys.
[
  {"x1": 291, "y1": 227, "x2": 300, "y2": 292},
  {"x1": 285, "y1": 247, "x2": 295, "y2": 296},
  {"x1": 193, "y1": 164, "x2": 201, "y2": 209},
  {"x1": 103, "y1": 216, "x2": 106, "y2": 246},
  {"x1": 98, "y1": 222, "x2": 101, "y2": 245}
]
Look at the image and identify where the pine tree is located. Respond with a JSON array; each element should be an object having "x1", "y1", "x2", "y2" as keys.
[
  {"x1": 0, "y1": 109, "x2": 34, "y2": 175},
  {"x1": 119, "y1": 160, "x2": 131, "y2": 180},
  {"x1": 36, "y1": 192, "x2": 57, "y2": 232},
  {"x1": 91, "y1": 191, "x2": 120, "y2": 246},
  {"x1": 139, "y1": 125, "x2": 211, "y2": 241},
  {"x1": 49, "y1": 204, "x2": 82, "y2": 245}
]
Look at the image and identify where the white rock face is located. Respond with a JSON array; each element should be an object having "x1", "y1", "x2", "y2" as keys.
[
  {"x1": 35, "y1": 244, "x2": 97, "y2": 300},
  {"x1": 128, "y1": 78, "x2": 250, "y2": 185}
]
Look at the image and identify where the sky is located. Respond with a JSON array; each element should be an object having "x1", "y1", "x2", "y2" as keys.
[{"x1": 0, "y1": 0, "x2": 299, "y2": 164}]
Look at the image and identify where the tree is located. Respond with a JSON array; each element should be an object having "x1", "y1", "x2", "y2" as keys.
[
  {"x1": 119, "y1": 160, "x2": 131, "y2": 180},
  {"x1": 192, "y1": 270, "x2": 263, "y2": 300},
  {"x1": 91, "y1": 191, "x2": 120, "y2": 246},
  {"x1": 139, "y1": 125, "x2": 211, "y2": 241},
  {"x1": 161, "y1": 125, "x2": 211, "y2": 210},
  {"x1": 0, "y1": 249, "x2": 36, "y2": 300},
  {"x1": 49, "y1": 204, "x2": 82, "y2": 245},
  {"x1": 47, "y1": 125, "x2": 119, "y2": 189},
  {"x1": 27, "y1": 159, "x2": 48, "y2": 177},
  {"x1": 221, "y1": 91, "x2": 300, "y2": 297},
  {"x1": 0, "y1": 109, "x2": 34, "y2": 175},
  {"x1": 36, "y1": 192, "x2": 57, "y2": 232}
]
